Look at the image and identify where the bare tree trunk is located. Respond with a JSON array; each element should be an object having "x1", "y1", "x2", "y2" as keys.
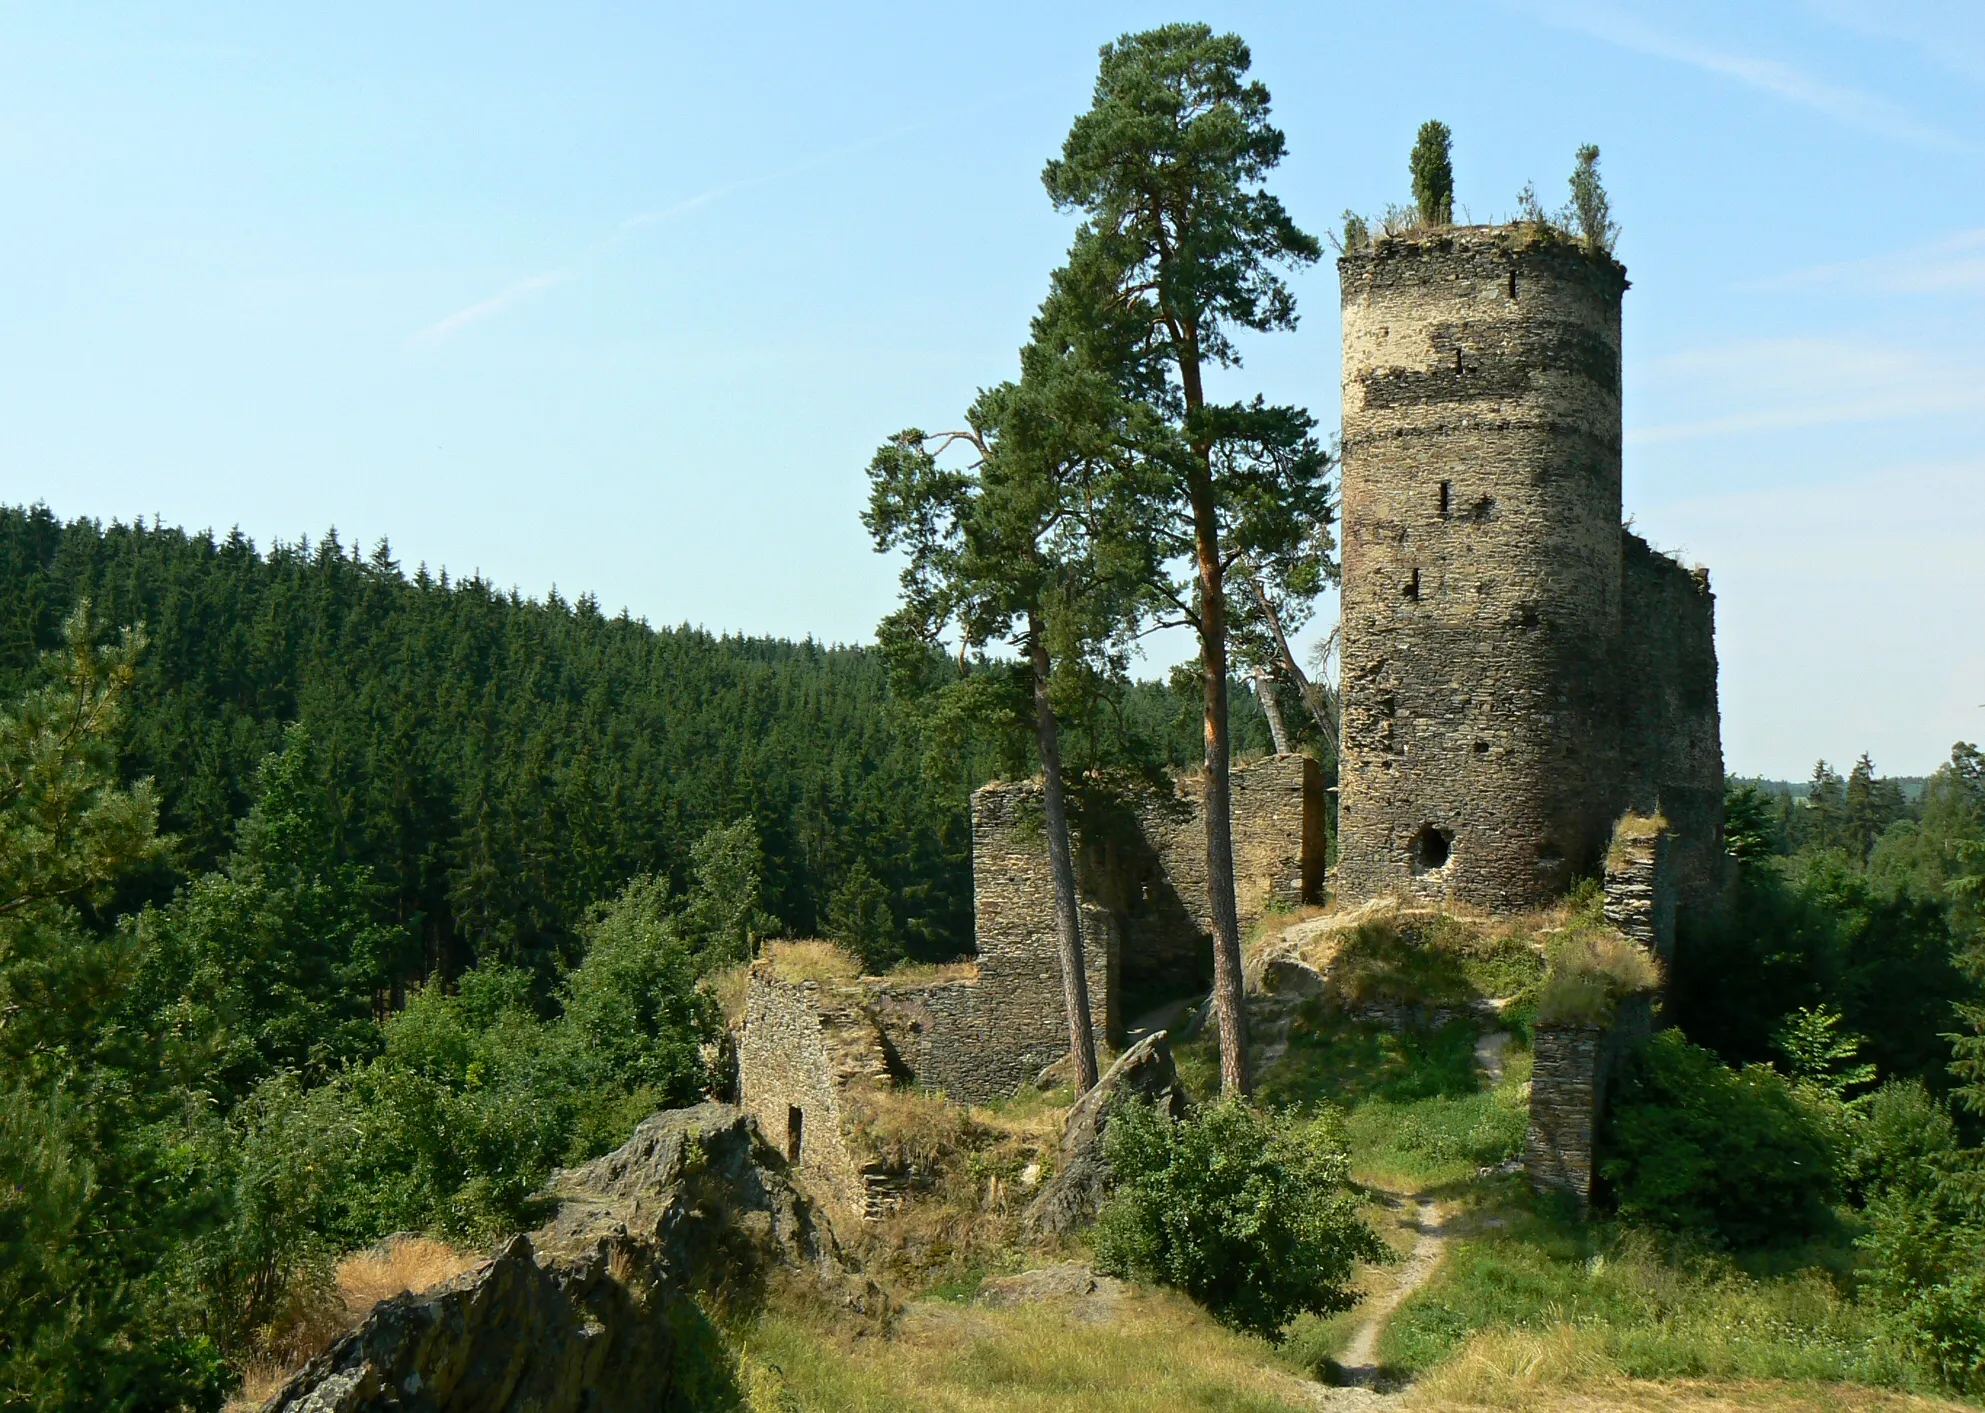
[
  {"x1": 1031, "y1": 615, "x2": 1099, "y2": 1095},
  {"x1": 1193, "y1": 483, "x2": 1250, "y2": 1098},
  {"x1": 1246, "y1": 572, "x2": 1339, "y2": 759},
  {"x1": 1252, "y1": 668, "x2": 1292, "y2": 754}
]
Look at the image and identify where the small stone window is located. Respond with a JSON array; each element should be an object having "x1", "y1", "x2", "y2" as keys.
[
  {"x1": 1473, "y1": 740, "x2": 1490, "y2": 756},
  {"x1": 1439, "y1": 480, "x2": 1452, "y2": 519},
  {"x1": 1411, "y1": 824, "x2": 1454, "y2": 874},
  {"x1": 1507, "y1": 270, "x2": 1517, "y2": 299},
  {"x1": 1453, "y1": 347, "x2": 1464, "y2": 374},
  {"x1": 1405, "y1": 569, "x2": 1421, "y2": 602},
  {"x1": 787, "y1": 1105, "x2": 804, "y2": 1163},
  {"x1": 1471, "y1": 496, "x2": 1499, "y2": 523}
]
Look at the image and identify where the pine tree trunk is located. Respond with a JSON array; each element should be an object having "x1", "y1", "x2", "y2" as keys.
[
  {"x1": 1193, "y1": 484, "x2": 1250, "y2": 1098},
  {"x1": 1031, "y1": 616, "x2": 1099, "y2": 1095}
]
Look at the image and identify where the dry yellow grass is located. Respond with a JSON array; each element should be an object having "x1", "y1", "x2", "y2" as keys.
[
  {"x1": 761, "y1": 938, "x2": 864, "y2": 983},
  {"x1": 705, "y1": 962, "x2": 753, "y2": 1027},
  {"x1": 222, "y1": 1237, "x2": 478, "y2": 1412},
  {"x1": 884, "y1": 959, "x2": 979, "y2": 984},
  {"x1": 335, "y1": 1234, "x2": 479, "y2": 1315}
]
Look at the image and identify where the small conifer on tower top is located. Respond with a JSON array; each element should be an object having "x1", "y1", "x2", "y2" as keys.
[{"x1": 1410, "y1": 120, "x2": 1454, "y2": 226}]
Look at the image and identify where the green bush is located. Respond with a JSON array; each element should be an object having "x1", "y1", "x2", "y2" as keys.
[
  {"x1": 1600, "y1": 1031, "x2": 1835, "y2": 1245},
  {"x1": 1093, "y1": 1099, "x2": 1388, "y2": 1338}
]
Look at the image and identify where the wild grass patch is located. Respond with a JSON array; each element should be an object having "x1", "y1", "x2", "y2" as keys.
[
  {"x1": 1380, "y1": 1195, "x2": 1934, "y2": 1394},
  {"x1": 738, "y1": 1287, "x2": 1323, "y2": 1411}
]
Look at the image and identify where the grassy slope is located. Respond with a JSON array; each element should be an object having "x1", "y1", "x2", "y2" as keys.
[{"x1": 725, "y1": 906, "x2": 1976, "y2": 1411}]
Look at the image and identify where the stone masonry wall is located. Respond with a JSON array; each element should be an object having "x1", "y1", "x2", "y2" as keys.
[
  {"x1": 971, "y1": 781, "x2": 1120, "y2": 1061},
  {"x1": 1619, "y1": 533, "x2": 1727, "y2": 915},
  {"x1": 1336, "y1": 229, "x2": 1630, "y2": 911},
  {"x1": 738, "y1": 972, "x2": 882, "y2": 1219},
  {"x1": 975, "y1": 754, "x2": 1324, "y2": 1004},
  {"x1": 1525, "y1": 994, "x2": 1652, "y2": 1212},
  {"x1": 1603, "y1": 820, "x2": 1677, "y2": 966}
]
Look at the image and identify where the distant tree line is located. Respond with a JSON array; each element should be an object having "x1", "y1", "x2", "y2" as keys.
[{"x1": 0, "y1": 504, "x2": 1283, "y2": 984}]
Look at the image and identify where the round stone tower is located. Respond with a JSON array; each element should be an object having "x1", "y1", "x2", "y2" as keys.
[{"x1": 1334, "y1": 227, "x2": 1629, "y2": 910}]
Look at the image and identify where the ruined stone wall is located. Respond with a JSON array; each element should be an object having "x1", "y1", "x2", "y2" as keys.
[
  {"x1": 1603, "y1": 818, "x2": 1677, "y2": 966},
  {"x1": 976, "y1": 754, "x2": 1323, "y2": 1005},
  {"x1": 971, "y1": 782, "x2": 1119, "y2": 1059},
  {"x1": 737, "y1": 973, "x2": 878, "y2": 1218},
  {"x1": 1619, "y1": 534, "x2": 1726, "y2": 914},
  {"x1": 1336, "y1": 228, "x2": 1628, "y2": 911},
  {"x1": 1525, "y1": 994, "x2": 1652, "y2": 1211}
]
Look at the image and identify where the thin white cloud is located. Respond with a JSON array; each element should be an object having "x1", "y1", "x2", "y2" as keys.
[
  {"x1": 1515, "y1": 0, "x2": 1970, "y2": 150},
  {"x1": 1629, "y1": 336, "x2": 1985, "y2": 441},
  {"x1": 1754, "y1": 227, "x2": 1985, "y2": 295},
  {"x1": 410, "y1": 271, "x2": 571, "y2": 348},
  {"x1": 406, "y1": 110, "x2": 957, "y2": 350}
]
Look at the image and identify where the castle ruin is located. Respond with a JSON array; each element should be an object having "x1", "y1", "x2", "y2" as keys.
[
  {"x1": 1334, "y1": 227, "x2": 1723, "y2": 914},
  {"x1": 741, "y1": 224, "x2": 1726, "y2": 1222}
]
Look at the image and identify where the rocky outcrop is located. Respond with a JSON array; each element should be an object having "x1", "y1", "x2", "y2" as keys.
[
  {"x1": 1023, "y1": 1031, "x2": 1188, "y2": 1238},
  {"x1": 264, "y1": 1104, "x2": 881, "y2": 1413}
]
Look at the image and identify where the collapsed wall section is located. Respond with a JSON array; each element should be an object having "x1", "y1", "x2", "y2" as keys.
[{"x1": 1618, "y1": 533, "x2": 1726, "y2": 914}]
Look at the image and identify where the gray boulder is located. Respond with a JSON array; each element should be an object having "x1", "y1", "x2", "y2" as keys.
[
  {"x1": 1023, "y1": 1031, "x2": 1188, "y2": 1238},
  {"x1": 264, "y1": 1103, "x2": 880, "y2": 1413}
]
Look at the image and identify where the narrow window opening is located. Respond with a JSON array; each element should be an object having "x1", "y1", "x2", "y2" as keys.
[
  {"x1": 786, "y1": 1105, "x2": 804, "y2": 1163},
  {"x1": 1508, "y1": 270, "x2": 1517, "y2": 298},
  {"x1": 1453, "y1": 346, "x2": 1464, "y2": 374},
  {"x1": 1405, "y1": 568, "x2": 1421, "y2": 602},
  {"x1": 1438, "y1": 481, "x2": 1452, "y2": 518}
]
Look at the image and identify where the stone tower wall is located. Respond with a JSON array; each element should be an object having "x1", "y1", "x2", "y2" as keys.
[{"x1": 1336, "y1": 228, "x2": 1631, "y2": 910}]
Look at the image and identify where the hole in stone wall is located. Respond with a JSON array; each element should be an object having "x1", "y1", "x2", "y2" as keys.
[
  {"x1": 1439, "y1": 480, "x2": 1452, "y2": 518},
  {"x1": 1411, "y1": 824, "x2": 1454, "y2": 874},
  {"x1": 1406, "y1": 569, "x2": 1421, "y2": 601},
  {"x1": 787, "y1": 1105, "x2": 804, "y2": 1163},
  {"x1": 1471, "y1": 496, "x2": 1499, "y2": 522},
  {"x1": 1473, "y1": 740, "x2": 1490, "y2": 756},
  {"x1": 1517, "y1": 605, "x2": 1540, "y2": 630},
  {"x1": 1508, "y1": 270, "x2": 1518, "y2": 298},
  {"x1": 1454, "y1": 347, "x2": 1464, "y2": 373}
]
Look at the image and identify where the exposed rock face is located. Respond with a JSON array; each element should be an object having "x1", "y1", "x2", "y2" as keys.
[
  {"x1": 264, "y1": 1104, "x2": 880, "y2": 1413},
  {"x1": 1023, "y1": 1031, "x2": 1188, "y2": 1238}
]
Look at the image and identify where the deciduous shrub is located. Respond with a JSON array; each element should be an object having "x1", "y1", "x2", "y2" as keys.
[
  {"x1": 1093, "y1": 1099, "x2": 1388, "y2": 1337},
  {"x1": 1600, "y1": 1031, "x2": 1835, "y2": 1245}
]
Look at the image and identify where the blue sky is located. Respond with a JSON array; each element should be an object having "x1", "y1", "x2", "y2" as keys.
[{"x1": 2, "y1": 1, "x2": 1982, "y2": 778}]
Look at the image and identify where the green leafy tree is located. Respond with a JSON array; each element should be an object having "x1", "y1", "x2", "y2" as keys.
[
  {"x1": 1601, "y1": 1031, "x2": 1836, "y2": 1245},
  {"x1": 1409, "y1": 119, "x2": 1455, "y2": 226},
  {"x1": 677, "y1": 819, "x2": 778, "y2": 969},
  {"x1": 1094, "y1": 1098, "x2": 1386, "y2": 1337},
  {"x1": 1773, "y1": 1005, "x2": 1878, "y2": 1097},
  {"x1": 1042, "y1": 23, "x2": 1332, "y2": 1094}
]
